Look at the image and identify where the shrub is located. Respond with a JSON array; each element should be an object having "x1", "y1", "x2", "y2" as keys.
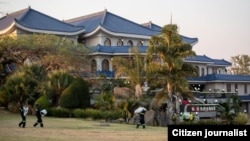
[
  {"x1": 35, "y1": 96, "x2": 51, "y2": 110},
  {"x1": 47, "y1": 107, "x2": 70, "y2": 117},
  {"x1": 73, "y1": 108, "x2": 88, "y2": 118},
  {"x1": 234, "y1": 112, "x2": 248, "y2": 125},
  {"x1": 72, "y1": 108, "x2": 123, "y2": 120},
  {"x1": 59, "y1": 78, "x2": 90, "y2": 109}
]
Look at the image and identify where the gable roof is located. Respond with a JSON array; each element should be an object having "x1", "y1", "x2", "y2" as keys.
[
  {"x1": 66, "y1": 9, "x2": 159, "y2": 37},
  {"x1": 66, "y1": 9, "x2": 198, "y2": 45},
  {"x1": 184, "y1": 55, "x2": 231, "y2": 66},
  {"x1": 0, "y1": 7, "x2": 85, "y2": 35}
]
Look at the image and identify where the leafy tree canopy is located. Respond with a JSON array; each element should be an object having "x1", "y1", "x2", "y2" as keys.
[
  {"x1": 0, "y1": 34, "x2": 91, "y2": 77},
  {"x1": 228, "y1": 54, "x2": 250, "y2": 75}
]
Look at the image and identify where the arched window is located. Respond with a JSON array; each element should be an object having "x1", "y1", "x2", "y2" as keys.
[
  {"x1": 195, "y1": 66, "x2": 199, "y2": 75},
  {"x1": 201, "y1": 68, "x2": 205, "y2": 76},
  {"x1": 104, "y1": 38, "x2": 111, "y2": 46},
  {"x1": 91, "y1": 59, "x2": 97, "y2": 73},
  {"x1": 117, "y1": 39, "x2": 124, "y2": 46},
  {"x1": 127, "y1": 40, "x2": 133, "y2": 46},
  {"x1": 102, "y1": 59, "x2": 109, "y2": 71},
  {"x1": 137, "y1": 41, "x2": 143, "y2": 46}
]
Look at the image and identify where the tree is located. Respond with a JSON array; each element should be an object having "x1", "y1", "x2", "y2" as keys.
[
  {"x1": 0, "y1": 65, "x2": 39, "y2": 107},
  {"x1": 46, "y1": 70, "x2": 75, "y2": 106},
  {"x1": 94, "y1": 91, "x2": 116, "y2": 111},
  {"x1": 0, "y1": 34, "x2": 91, "y2": 78},
  {"x1": 146, "y1": 24, "x2": 198, "y2": 125},
  {"x1": 218, "y1": 94, "x2": 241, "y2": 125},
  {"x1": 59, "y1": 77, "x2": 90, "y2": 109},
  {"x1": 112, "y1": 46, "x2": 146, "y2": 99},
  {"x1": 228, "y1": 54, "x2": 250, "y2": 75}
]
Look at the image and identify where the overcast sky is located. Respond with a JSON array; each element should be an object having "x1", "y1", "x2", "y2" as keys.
[{"x1": 1, "y1": 0, "x2": 249, "y2": 61}]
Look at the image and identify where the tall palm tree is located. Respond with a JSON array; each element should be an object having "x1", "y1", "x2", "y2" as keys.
[
  {"x1": 218, "y1": 94, "x2": 241, "y2": 125},
  {"x1": 146, "y1": 24, "x2": 197, "y2": 125},
  {"x1": 112, "y1": 46, "x2": 146, "y2": 99}
]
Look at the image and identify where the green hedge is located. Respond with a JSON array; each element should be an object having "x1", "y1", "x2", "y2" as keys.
[{"x1": 46, "y1": 107, "x2": 123, "y2": 120}]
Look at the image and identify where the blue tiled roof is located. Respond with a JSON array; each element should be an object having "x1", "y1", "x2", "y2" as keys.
[
  {"x1": 0, "y1": 7, "x2": 85, "y2": 35},
  {"x1": 0, "y1": 8, "x2": 26, "y2": 30},
  {"x1": 66, "y1": 9, "x2": 198, "y2": 45},
  {"x1": 103, "y1": 11, "x2": 160, "y2": 36},
  {"x1": 185, "y1": 55, "x2": 231, "y2": 66},
  {"x1": 180, "y1": 35, "x2": 198, "y2": 45},
  {"x1": 185, "y1": 55, "x2": 213, "y2": 63},
  {"x1": 65, "y1": 11, "x2": 103, "y2": 33},
  {"x1": 211, "y1": 59, "x2": 231, "y2": 66},
  {"x1": 141, "y1": 21, "x2": 162, "y2": 32},
  {"x1": 67, "y1": 10, "x2": 158, "y2": 36},
  {"x1": 188, "y1": 74, "x2": 250, "y2": 82}
]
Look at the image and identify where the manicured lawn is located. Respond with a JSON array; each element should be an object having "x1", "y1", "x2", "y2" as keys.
[{"x1": 0, "y1": 108, "x2": 167, "y2": 141}]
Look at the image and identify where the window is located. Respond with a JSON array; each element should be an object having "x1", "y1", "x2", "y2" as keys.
[
  {"x1": 201, "y1": 68, "x2": 205, "y2": 76},
  {"x1": 102, "y1": 59, "x2": 109, "y2": 71},
  {"x1": 226, "y1": 84, "x2": 231, "y2": 92},
  {"x1": 212, "y1": 68, "x2": 217, "y2": 74},
  {"x1": 127, "y1": 40, "x2": 133, "y2": 46},
  {"x1": 137, "y1": 41, "x2": 143, "y2": 46},
  {"x1": 244, "y1": 84, "x2": 247, "y2": 94},
  {"x1": 117, "y1": 39, "x2": 124, "y2": 46},
  {"x1": 235, "y1": 84, "x2": 238, "y2": 92},
  {"x1": 104, "y1": 38, "x2": 111, "y2": 46},
  {"x1": 91, "y1": 59, "x2": 97, "y2": 73}
]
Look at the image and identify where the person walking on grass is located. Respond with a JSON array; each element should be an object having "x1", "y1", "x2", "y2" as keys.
[
  {"x1": 135, "y1": 106, "x2": 147, "y2": 129},
  {"x1": 33, "y1": 103, "x2": 43, "y2": 127},
  {"x1": 18, "y1": 102, "x2": 28, "y2": 128}
]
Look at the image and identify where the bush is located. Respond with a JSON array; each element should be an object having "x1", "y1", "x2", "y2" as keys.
[
  {"x1": 72, "y1": 108, "x2": 123, "y2": 120},
  {"x1": 86, "y1": 108, "x2": 103, "y2": 119},
  {"x1": 35, "y1": 96, "x2": 51, "y2": 110},
  {"x1": 59, "y1": 78, "x2": 90, "y2": 109},
  {"x1": 47, "y1": 107, "x2": 70, "y2": 117},
  {"x1": 73, "y1": 108, "x2": 89, "y2": 118},
  {"x1": 234, "y1": 112, "x2": 248, "y2": 125}
]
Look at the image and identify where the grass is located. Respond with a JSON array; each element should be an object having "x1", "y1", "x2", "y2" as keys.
[{"x1": 0, "y1": 108, "x2": 167, "y2": 141}]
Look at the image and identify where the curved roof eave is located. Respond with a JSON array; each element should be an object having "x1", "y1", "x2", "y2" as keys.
[
  {"x1": 184, "y1": 60, "x2": 214, "y2": 64},
  {"x1": 83, "y1": 25, "x2": 152, "y2": 39},
  {"x1": 15, "y1": 20, "x2": 85, "y2": 36},
  {"x1": 0, "y1": 22, "x2": 16, "y2": 35},
  {"x1": 190, "y1": 40, "x2": 198, "y2": 46}
]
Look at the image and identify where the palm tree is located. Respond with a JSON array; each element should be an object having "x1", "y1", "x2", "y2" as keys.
[
  {"x1": 218, "y1": 94, "x2": 241, "y2": 125},
  {"x1": 46, "y1": 70, "x2": 75, "y2": 106},
  {"x1": 146, "y1": 24, "x2": 197, "y2": 125},
  {"x1": 1, "y1": 65, "x2": 40, "y2": 108},
  {"x1": 112, "y1": 46, "x2": 146, "y2": 99}
]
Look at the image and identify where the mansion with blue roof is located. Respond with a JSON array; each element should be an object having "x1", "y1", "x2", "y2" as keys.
[{"x1": 0, "y1": 7, "x2": 250, "y2": 114}]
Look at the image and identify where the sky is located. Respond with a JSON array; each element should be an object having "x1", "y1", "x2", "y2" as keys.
[{"x1": 1, "y1": 0, "x2": 249, "y2": 61}]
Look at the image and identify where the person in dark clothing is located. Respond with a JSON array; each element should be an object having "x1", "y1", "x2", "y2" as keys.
[
  {"x1": 136, "y1": 109, "x2": 146, "y2": 129},
  {"x1": 18, "y1": 102, "x2": 28, "y2": 128},
  {"x1": 33, "y1": 103, "x2": 43, "y2": 127}
]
